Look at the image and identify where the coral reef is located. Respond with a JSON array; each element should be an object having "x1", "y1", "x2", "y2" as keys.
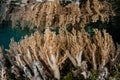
[
  {"x1": 7, "y1": 28, "x2": 117, "y2": 79},
  {"x1": 10, "y1": 0, "x2": 114, "y2": 29},
  {"x1": 9, "y1": 28, "x2": 67, "y2": 80},
  {"x1": 0, "y1": 0, "x2": 120, "y2": 80}
]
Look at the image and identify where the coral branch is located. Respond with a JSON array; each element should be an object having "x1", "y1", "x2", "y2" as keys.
[
  {"x1": 8, "y1": 28, "x2": 116, "y2": 79},
  {"x1": 9, "y1": 0, "x2": 114, "y2": 29}
]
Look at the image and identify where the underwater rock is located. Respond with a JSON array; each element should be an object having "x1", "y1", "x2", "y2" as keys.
[{"x1": 0, "y1": 47, "x2": 8, "y2": 80}]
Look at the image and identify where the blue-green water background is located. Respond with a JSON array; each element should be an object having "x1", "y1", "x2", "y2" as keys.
[{"x1": 0, "y1": 21, "x2": 31, "y2": 49}]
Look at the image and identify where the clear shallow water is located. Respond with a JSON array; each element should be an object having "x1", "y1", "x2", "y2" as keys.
[
  {"x1": 0, "y1": 27, "x2": 26, "y2": 49},
  {"x1": 0, "y1": 21, "x2": 34, "y2": 49}
]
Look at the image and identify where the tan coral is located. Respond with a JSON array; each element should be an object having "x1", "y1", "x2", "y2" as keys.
[
  {"x1": 66, "y1": 29, "x2": 85, "y2": 67},
  {"x1": 8, "y1": 28, "x2": 116, "y2": 79},
  {"x1": 10, "y1": 0, "x2": 114, "y2": 30},
  {"x1": 9, "y1": 28, "x2": 67, "y2": 80},
  {"x1": 93, "y1": 29, "x2": 115, "y2": 69}
]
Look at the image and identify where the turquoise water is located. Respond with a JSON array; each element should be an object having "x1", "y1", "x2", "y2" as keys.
[
  {"x1": 0, "y1": 21, "x2": 35, "y2": 49},
  {"x1": 0, "y1": 27, "x2": 25, "y2": 49}
]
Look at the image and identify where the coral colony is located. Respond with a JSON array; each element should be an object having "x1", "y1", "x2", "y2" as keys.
[{"x1": 0, "y1": 0, "x2": 119, "y2": 80}]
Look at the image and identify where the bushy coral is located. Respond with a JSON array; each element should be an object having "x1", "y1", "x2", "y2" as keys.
[
  {"x1": 7, "y1": 28, "x2": 117, "y2": 79},
  {"x1": 10, "y1": 0, "x2": 114, "y2": 30},
  {"x1": 0, "y1": 0, "x2": 119, "y2": 80}
]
